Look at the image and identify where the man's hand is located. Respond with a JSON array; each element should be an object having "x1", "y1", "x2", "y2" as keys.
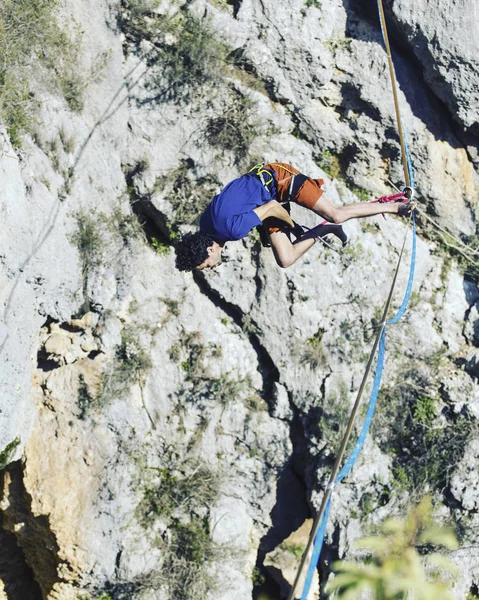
[{"x1": 253, "y1": 200, "x2": 294, "y2": 228}]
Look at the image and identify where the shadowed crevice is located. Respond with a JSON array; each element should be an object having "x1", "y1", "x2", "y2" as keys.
[
  {"x1": 0, "y1": 510, "x2": 42, "y2": 600},
  {"x1": 0, "y1": 462, "x2": 62, "y2": 599},
  {"x1": 192, "y1": 270, "x2": 280, "y2": 401}
]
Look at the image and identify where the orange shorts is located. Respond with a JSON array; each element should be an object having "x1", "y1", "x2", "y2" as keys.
[
  {"x1": 264, "y1": 162, "x2": 324, "y2": 209},
  {"x1": 261, "y1": 163, "x2": 324, "y2": 235}
]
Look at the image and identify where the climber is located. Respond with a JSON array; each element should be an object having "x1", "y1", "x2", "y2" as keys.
[{"x1": 174, "y1": 162, "x2": 413, "y2": 272}]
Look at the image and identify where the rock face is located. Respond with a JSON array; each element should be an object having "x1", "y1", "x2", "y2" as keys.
[
  {"x1": 0, "y1": 0, "x2": 478, "y2": 599},
  {"x1": 390, "y1": 0, "x2": 479, "y2": 134}
]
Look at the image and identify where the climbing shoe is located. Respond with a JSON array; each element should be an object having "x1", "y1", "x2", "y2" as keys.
[
  {"x1": 290, "y1": 221, "x2": 307, "y2": 240},
  {"x1": 294, "y1": 223, "x2": 348, "y2": 246}
]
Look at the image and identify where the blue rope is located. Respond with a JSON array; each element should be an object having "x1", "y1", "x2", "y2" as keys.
[
  {"x1": 387, "y1": 212, "x2": 416, "y2": 325},
  {"x1": 298, "y1": 7, "x2": 418, "y2": 596},
  {"x1": 404, "y1": 135, "x2": 415, "y2": 189},
  {"x1": 301, "y1": 327, "x2": 388, "y2": 599},
  {"x1": 300, "y1": 216, "x2": 416, "y2": 600},
  {"x1": 301, "y1": 496, "x2": 332, "y2": 596}
]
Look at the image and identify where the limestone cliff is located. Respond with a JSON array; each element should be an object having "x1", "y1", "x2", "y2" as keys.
[{"x1": 0, "y1": 0, "x2": 478, "y2": 599}]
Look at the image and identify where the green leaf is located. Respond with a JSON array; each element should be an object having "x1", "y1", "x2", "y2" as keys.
[{"x1": 419, "y1": 526, "x2": 459, "y2": 550}]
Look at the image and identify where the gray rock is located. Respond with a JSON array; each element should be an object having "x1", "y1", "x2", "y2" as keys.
[{"x1": 0, "y1": 0, "x2": 478, "y2": 598}]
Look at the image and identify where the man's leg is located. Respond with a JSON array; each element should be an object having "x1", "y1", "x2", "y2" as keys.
[
  {"x1": 268, "y1": 229, "x2": 317, "y2": 268},
  {"x1": 310, "y1": 194, "x2": 405, "y2": 224}
]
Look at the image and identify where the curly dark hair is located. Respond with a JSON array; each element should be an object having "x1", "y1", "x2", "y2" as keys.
[{"x1": 174, "y1": 231, "x2": 215, "y2": 271}]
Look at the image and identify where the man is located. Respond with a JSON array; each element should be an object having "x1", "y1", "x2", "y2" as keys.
[{"x1": 174, "y1": 162, "x2": 412, "y2": 272}]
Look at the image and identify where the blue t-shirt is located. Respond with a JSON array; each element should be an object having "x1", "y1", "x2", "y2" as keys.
[{"x1": 199, "y1": 174, "x2": 272, "y2": 243}]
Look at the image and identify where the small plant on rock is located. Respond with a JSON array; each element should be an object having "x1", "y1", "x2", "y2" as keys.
[
  {"x1": 138, "y1": 463, "x2": 221, "y2": 524},
  {"x1": 154, "y1": 160, "x2": 221, "y2": 228},
  {"x1": 99, "y1": 327, "x2": 152, "y2": 405},
  {"x1": 107, "y1": 204, "x2": 145, "y2": 247},
  {"x1": 70, "y1": 204, "x2": 145, "y2": 309},
  {"x1": 70, "y1": 210, "x2": 105, "y2": 308},
  {"x1": 319, "y1": 150, "x2": 342, "y2": 179},
  {"x1": 301, "y1": 327, "x2": 328, "y2": 370},
  {"x1": 0, "y1": 436, "x2": 21, "y2": 470},
  {"x1": 77, "y1": 374, "x2": 95, "y2": 420}
]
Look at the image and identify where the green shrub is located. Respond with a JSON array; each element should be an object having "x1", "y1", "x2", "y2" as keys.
[
  {"x1": 70, "y1": 205, "x2": 144, "y2": 308},
  {"x1": 70, "y1": 210, "x2": 105, "y2": 306},
  {"x1": 160, "y1": 297, "x2": 180, "y2": 319},
  {"x1": 207, "y1": 375, "x2": 245, "y2": 406},
  {"x1": 0, "y1": 436, "x2": 21, "y2": 470},
  {"x1": 172, "y1": 518, "x2": 214, "y2": 565},
  {"x1": 349, "y1": 184, "x2": 371, "y2": 202},
  {"x1": 77, "y1": 326, "x2": 152, "y2": 416},
  {"x1": 135, "y1": 454, "x2": 222, "y2": 600},
  {"x1": 319, "y1": 150, "x2": 342, "y2": 179},
  {"x1": 170, "y1": 331, "x2": 205, "y2": 379},
  {"x1": 392, "y1": 465, "x2": 409, "y2": 491},
  {"x1": 169, "y1": 331, "x2": 257, "y2": 413},
  {"x1": 107, "y1": 204, "x2": 145, "y2": 247},
  {"x1": 165, "y1": 517, "x2": 218, "y2": 599},
  {"x1": 327, "y1": 496, "x2": 458, "y2": 599},
  {"x1": 0, "y1": 76, "x2": 33, "y2": 148},
  {"x1": 154, "y1": 12, "x2": 226, "y2": 103},
  {"x1": 77, "y1": 374, "x2": 94, "y2": 420},
  {"x1": 252, "y1": 567, "x2": 266, "y2": 587},
  {"x1": 100, "y1": 327, "x2": 152, "y2": 404},
  {"x1": 122, "y1": 7, "x2": 227, "y2": 105},
  {"x1": 155, "y1": 160, "x2": 220, "y2": 228},
  {"x1": 245, "y1": 394, "x2": 267, "y2": 412},
  {"x1": 282, "y1": 542, "x2": 304, "y2": 560},
  {"x1": 121, "y1": 5, "x2": 261, "y2": 164},
  {"x1": 138, "y1": 463, "x2": 220, "y2": 524},
  {"x1": 151, "y1": 237, "x2": 171, "y2": 255},
  {"x1": 0, "y1": 0, "x2": 107, "y2": 146},
  {"x1": 0, "y1": 0, "x2": 58, "y2": 144},
  {"x1": 59, "y1": 125, "x2": 75, "y2": 154},
  {"x1": 413, "y1": 395, "x2": 436, "y2": 426},
  {"x1": 372, "y1": 370, "x2": 475, "y2": 496},
  {"x1": 204, "y1": 90, "x2": 260, "y2": 165},
  {"x1": 361, "y1": 221, "x2": 380, "y2": 234},
  {"x1": 120, "y1": 0, "x2": 164, "y2": 41},
  {"x1": 123, "y1": 0, "x2": 161, "y2": 17},
  {"x1": 340, "y1": 241, "x2": 369, "y2": 269}
]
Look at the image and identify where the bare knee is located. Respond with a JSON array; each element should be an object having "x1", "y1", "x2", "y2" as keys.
[
  {"x1": 312, "y1": 198, "x2": 344, "y2": 224},
  {"x1": 322, "y1": 207, "x2": 344, "y2": 224}
]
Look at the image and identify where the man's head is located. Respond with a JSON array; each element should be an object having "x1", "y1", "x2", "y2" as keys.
[{"x1": 175, "y1": 231, "x2": 223, "y2": 272}]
